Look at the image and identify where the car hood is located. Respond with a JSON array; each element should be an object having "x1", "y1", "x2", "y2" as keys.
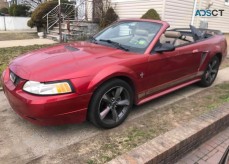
[{"x1": 9, "y1": 42, "x2": 132, "y2": 82}]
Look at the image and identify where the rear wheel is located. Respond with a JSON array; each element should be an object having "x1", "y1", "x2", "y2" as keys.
[
  {"x1": 88, "y1": 79, "x2": 133, "y2": 128},
  {"x1": 198, "y1": 56, "x2": 220, "y2": 87}
]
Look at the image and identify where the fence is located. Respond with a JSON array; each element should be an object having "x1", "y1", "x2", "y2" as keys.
[{"x1": 0, "y1": 16, "x2": 36, "y2": 31}]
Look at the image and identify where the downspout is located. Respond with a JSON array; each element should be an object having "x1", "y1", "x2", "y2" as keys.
[{"x1": 191, "y1": 0, "x2": 198, "y2": 25}]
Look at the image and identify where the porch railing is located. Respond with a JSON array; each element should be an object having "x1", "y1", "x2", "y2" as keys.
[{"x1": 43, "y1": 1, "x2": 93, "y2": 33}]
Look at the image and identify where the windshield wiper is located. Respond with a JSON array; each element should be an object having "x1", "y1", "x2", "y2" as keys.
[
  {"x1": 89, "y1": 37, "x2": 98, "y2": 44},
  {"x1": 99, "y1": 39, "x2": 129, "y2": 51}
]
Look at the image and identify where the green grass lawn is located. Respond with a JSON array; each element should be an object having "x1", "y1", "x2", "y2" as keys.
[{"x1": 0, "y1": 44, "x2": 54, "y2": 87}]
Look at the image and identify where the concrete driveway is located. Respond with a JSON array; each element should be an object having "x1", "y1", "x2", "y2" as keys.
[{"x1": 1, "y1": 68, "x2": 229, "y2": 164}]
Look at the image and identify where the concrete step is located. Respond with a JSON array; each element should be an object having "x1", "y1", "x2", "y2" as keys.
[
  {"x1": 49, "y1": 30, "x2": 83, "y2": 35},
  {"x1": 60, "y1": 23, "x2": 88, "y2": 27},
  {"x1": 46, "y1": 34, "x2": 59, "y2": 41},
  {"x1": 60, "y1": 25, "x2": 88, "y2": 30},
  {"x1": 46, "y1": 21, "x2": 98, "y2": 41},
  {"x1": 62, "y1": 20, "x2": 88, "y2": 23},
  {"x1": 62, "y1": 21, "x2": 95, "y2": 27},
  {"x1": 47, "y1": 32, "x2": 84, "y2": 42},
  {"x1": 53, "y1": 26, "x2": 85, "y2": 32}
]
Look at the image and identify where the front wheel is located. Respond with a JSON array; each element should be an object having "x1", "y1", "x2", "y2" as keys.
[
  {"x1": 88, "y1": 79, "x2": 133, "y2": 129},
  {"x1": 198, "y1": 56, "x2": 220, "y2": 87}
]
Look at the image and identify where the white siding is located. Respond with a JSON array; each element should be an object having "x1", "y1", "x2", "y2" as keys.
[
  {"x1": 111, "y1": 0, "x2": 164, "y2": 19},
  {"x1": 111, "y1": 0, "x2": 229, "y2": 33},
  {"x1": 198, "y1": 0, "x2": 229, "y2": 33},
  {"x1": 164, "y1": 0, "x2": 194, "y2": 29}
]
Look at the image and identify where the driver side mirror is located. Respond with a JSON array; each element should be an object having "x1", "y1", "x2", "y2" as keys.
[{"x1": 154, "y1": 43, "x2": 175, "y2": 53}]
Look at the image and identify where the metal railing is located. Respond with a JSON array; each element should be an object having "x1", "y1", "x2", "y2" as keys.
[{"x1": 43, "y1": 1, "x2": 92, "y2": 33}]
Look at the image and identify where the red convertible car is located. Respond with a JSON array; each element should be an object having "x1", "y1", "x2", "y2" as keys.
[{"x1": 1, "y1": 19, "x2": 227, "y2": 128}]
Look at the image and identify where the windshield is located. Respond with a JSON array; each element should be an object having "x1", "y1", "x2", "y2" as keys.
[{"x1": 93, "y1": 21, "x2": 162, "y2": 53}]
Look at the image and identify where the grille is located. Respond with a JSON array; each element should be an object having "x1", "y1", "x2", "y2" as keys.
[{"x1": 10, "y1": 71, "x2": 21, "y2": 86}]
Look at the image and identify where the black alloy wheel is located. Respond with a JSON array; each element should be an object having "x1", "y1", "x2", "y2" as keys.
[
  {"x1": 198, "y1": 56, "x2": 220, "y2": 87},
  {"x1": 88, "y1": 79, "x2": 133, "y2": 128}
]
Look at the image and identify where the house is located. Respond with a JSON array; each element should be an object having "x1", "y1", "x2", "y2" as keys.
[
  {"x1": 111, "y1": 0, "x2": 229, "y2": 35},
  {"x1": 44, "y1": 0, "x2": 229, "y2": 44}
]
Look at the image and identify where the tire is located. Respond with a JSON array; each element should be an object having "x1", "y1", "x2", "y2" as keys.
[
  {"x1": 198, "y1": 56, "x2": 220, "y2": 87},
  {"x1": 88, "y1": 79, "x2": 133, "y2": 129}
]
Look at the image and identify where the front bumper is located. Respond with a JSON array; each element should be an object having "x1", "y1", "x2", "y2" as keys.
[{"x1": 1, "y1": 68, "x2": 92, "y2": 126}]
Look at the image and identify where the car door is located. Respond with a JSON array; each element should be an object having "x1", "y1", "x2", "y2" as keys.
[
  {"x1": 145, "y1": 50, "x2": 181, "y2": 95},
  {"x1": 145, "y1": 44, "x2": 202, "y2": 96},
  {"x1": 176, "y1": 43, "x2": 203, "y2": 75}
]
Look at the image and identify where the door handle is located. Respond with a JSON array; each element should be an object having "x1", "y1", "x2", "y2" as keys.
[{"x1": 192, "y1": 49, "x2": 199, "y2": 53}]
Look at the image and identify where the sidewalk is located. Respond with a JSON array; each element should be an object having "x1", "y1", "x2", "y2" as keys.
[
  {"x1": 0, "y1": 39, "x2": 57, "y2": 48},
  {"x1": 177, "y1": 128, "x2": 229, "y2": 164}
]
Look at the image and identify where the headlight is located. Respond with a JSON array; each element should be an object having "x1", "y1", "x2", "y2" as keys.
[{"x1": 23, "y1": 81, "x2": 73, "y2": 95}]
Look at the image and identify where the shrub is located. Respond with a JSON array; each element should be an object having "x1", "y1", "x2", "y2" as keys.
[
  {"x1": 27, "y1": 1, "x2": 57, "y2": 28},
  {"x1": 27, "y1": 0, "x2": 72, "y2": 29},
  {"x1": 99, "y1": 7, "x2": 118, "y2": 29},
  {"x1": 0, "y1": 7, "x2": 9, "y2": 14},
  {"x1": 27, "y1": 19, "x2": 34, "y2": 28},
  {"x1": 9, "y1": 4, "x2": 30, "y2": 17},
  {"x1": 141, "y1": 9, "x2": 161, "y2": 20}
]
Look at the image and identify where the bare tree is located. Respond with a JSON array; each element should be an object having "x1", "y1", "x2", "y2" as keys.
[{"x1": 93, "y1": 0, "x2": 113, "y2": 22}]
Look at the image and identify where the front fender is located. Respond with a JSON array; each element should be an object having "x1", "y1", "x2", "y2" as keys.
[{"x1": 87, "y1": 65, "x2": 138, "y2": 93}]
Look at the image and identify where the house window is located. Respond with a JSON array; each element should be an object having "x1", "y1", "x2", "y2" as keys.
[{"x1": 226, "y1": 0, "x2": 229, "y2": 6}]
